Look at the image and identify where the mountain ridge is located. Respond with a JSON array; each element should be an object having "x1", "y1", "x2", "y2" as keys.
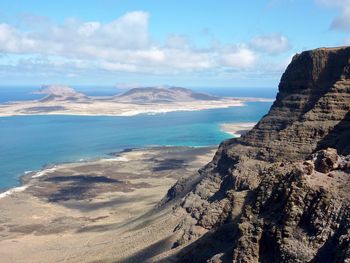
[
  {"x1": 34, "y1": 85, "x2": 221, "y2": 104},
  {"x1": 115, "y1": 86, "x2": 220, "y2": 103},
  {"x1": 159, "y1": 46, "x2": 350, "y2": 262},
  {"x1": 35, "y1": 85, "x2": 88, "y2": 102}
]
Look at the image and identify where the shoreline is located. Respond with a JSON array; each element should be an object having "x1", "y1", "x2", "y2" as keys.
[
  {"x1": 0, "y1": 121, "x2": 255, "y2": 197},
  {"x1": 0, "y1": 98, "x2": 273, "y2": 117},
  {"x1": 0, "y1": 145, "x2": 217, "y2": 199},
  {"x1": 0, "y1": 122, "x2": 259, "y2": 198},
  {"x1": 220, "y1": 122, "x2": 257, "y2": 137},
  {"x1": 0, "y1": 146, "x2": 217, "y2": 262}
]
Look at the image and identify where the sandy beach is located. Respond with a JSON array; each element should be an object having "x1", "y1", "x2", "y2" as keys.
[
  {"x1": 0, "y1": 146, "x2": 216, "y2": 263},
  {"x1": 220, "y1": 122, "x2": 257, "y2": 137}
]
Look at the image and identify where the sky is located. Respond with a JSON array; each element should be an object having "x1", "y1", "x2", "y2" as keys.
[{"x1": 0, "y1": 0, "x2": 349, "y2": 88}]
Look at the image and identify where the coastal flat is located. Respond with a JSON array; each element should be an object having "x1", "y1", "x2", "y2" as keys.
[
  {"x1": 0, "y1": 86, "x2": 272, "y2": 117},
  {"x1": 0, "y1": 146, "x2": 216, "y2": 263},
  {"x1": 0, "y1": 98, "x2": 247, "y2": 117}
]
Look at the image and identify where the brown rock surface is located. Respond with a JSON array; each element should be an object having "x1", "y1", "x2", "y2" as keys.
[{"x1": 162, "y1": 47, "x2": 350, "y2": 263}]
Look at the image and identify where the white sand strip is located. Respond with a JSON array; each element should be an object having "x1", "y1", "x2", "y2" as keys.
[
  {"x1": 0, "y1": 186, "x2": 28, "y2": 199},
  {"x1": 220, "y1": 122, "x2": 257, "y2": 137},
  {"x1": 31, "y1": 166, "x2": 57, "y2": 178}
]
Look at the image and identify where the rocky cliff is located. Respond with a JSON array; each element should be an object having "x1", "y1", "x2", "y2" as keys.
[{"x1": 162, "y1": 47, "x2": 350, "y2": 263}]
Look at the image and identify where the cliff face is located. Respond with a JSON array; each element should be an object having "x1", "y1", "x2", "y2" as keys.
[
  {"x1": 237, "y1": 47, "x2": 350, "y2": 161},
  {"x1": 165, "y1": 47, "x2": 350, "y2": 262}
]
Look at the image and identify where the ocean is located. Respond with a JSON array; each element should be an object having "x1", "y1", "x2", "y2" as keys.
[{"x1": 0, "y1": 86, "x2": 276, "y2": 190}]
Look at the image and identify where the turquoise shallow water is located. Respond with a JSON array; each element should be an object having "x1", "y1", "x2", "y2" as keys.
[{"x1": 0, "y1": 97, "x2": 273, "y2": 189}]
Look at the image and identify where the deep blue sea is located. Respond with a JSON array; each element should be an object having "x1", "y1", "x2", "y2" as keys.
[{"x1": 0, "y1": 86, "x2": 276, "y2": 189}]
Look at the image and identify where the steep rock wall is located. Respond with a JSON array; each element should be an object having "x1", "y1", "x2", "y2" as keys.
[{"x1": 164, "y1": 47, "x2": 350, "y2": 263}]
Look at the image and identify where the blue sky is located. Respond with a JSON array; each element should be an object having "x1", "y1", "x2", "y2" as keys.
[{"x1": 0, "y1": 0, "x2": 349, "y2": 87}]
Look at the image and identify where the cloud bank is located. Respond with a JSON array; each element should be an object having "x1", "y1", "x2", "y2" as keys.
[{"x1": 0, "y1": 11, "x2": 291, "y2": 82}]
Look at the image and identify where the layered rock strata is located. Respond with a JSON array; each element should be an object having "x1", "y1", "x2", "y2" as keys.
[{"x1": 163, "y1": 47, "x2": 350, "y2": 263}]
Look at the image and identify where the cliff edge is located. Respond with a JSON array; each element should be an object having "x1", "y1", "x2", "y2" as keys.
[{"x1": 162, "y1": 47, "x2": 350, "y2": 263}]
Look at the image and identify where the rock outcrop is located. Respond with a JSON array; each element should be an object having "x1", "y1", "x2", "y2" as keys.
[
  {"x1": 36, "y1": 85, "x2": 88, "y2": 102},
  {"x1": 163, "y1": 47, "x2": 350, "y2": 262}
]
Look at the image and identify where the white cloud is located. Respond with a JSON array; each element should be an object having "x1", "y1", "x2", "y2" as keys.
[
  {"x1": 101, "y1": 61, "x2": 138, "y2": 72},
  {"x1": 164, "y1": 35, "x2": 191, "y2": 49},
  {"x1": 0, "y1": 11, "x2": 150, "y2": 55},
  {"x1": 250, "y1": 34, "x2": 290, "y2": 55},
  {"x1": 315, "y1": 0, "x2": 350, "y2": 32},
  {"x1": 219, "y1": 46, "x2": 257, "y2": 68},
  {"x1": 0, "y1": 24, "x2": 38, "y2": 53},
  {"x1": 0, "y1": 11, "x2": 294, "y2": 81},
  {"x1": 77, "y1": 22, "x2": 101, "y2": 37}
]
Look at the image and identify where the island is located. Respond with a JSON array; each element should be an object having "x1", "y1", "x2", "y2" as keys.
[{"x1": 0, "y1": 85, "x2": 272, "y2": 117}]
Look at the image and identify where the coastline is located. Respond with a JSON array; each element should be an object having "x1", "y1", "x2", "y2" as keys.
[
  {"x1": 0, "y1": 185, "x2": 29, "y2": 199},
  {"x1": 0, "y1": 114, "x2": 264, "y2": 196},
  {"x1": 220, "y1": 122, "x2": 257, "y2": 137},
  {"x1": 0, "y1": 146, "x2": 216, "y2": 262},
  {"x1": 0, "y1": 152, "x2": 126, "y2": 198},
  {"x1": 0, "y1": 146, "x2": 216, "y2": 199},
  {"x1": 0, "y1": 98, "x2": 273, "y2": 117}
]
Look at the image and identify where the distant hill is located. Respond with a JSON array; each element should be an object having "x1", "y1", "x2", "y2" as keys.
[
  {"x1": 115, "y1": 87, "x2": 220, "y2": 103},
  {"x1": 35, "y1": 85, "x2": 88, "y2": 102},
  {"x1": 34, "y1": 86, "x2": 221, "y2": 104}
]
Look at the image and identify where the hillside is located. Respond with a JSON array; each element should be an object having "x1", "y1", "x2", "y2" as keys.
[
  {"x1": 115, "y1": 87, "x2": 220, "y2": 103},
  {"x1": 159, "y1": 47, "x2": 350, "y2": 262},
  {"x1": 35, "y1": 85, "x2": 88, "y2": 102}
]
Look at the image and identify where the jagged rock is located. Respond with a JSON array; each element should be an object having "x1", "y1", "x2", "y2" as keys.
[
  {"x1": 303, "y1": 160, "x2": 314, "y2": 175},
  {"x1": 312, "y1": 148, "x2": 339, "y2": 173},
  {"x1": 232, "y1": 159, "x2": 350, "y2": 262},
  {"x1": 339, "y1": 156, "x2": 350, "y2": 171},
  {"x1": 165, "y1": 47, "x2": 350, "y2": 263}
]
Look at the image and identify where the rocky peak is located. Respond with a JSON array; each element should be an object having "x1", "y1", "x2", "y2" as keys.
[
  {"x1": 280, "y1": 47, "x2": 350, "y2": 91},
  {"x1": 36, "y1": 85, "x2": 88, "y2": 102},
  {"x1": 239, "y1": 46, "x2": 350, "y2": 161},
  {"x1": 163, "y1": 47, "x2": 350, "y2": 263}
]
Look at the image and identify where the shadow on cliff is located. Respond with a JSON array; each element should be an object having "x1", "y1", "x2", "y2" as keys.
[
  {"x1": 316, "y1": 110, "x2": 350, "y2": 155},
  {"x1": 276, "y1": 48, "x2": 350, "y2": 120},
  {"x1": 310, "y1": 210, "x2": 350, "y2": 263},
  {"x1": 163, "y1": 190, "x2": 256, "y2": 263},
  {"x1": 115, "y1": 236, "x2": 174, "y2": 263}
]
